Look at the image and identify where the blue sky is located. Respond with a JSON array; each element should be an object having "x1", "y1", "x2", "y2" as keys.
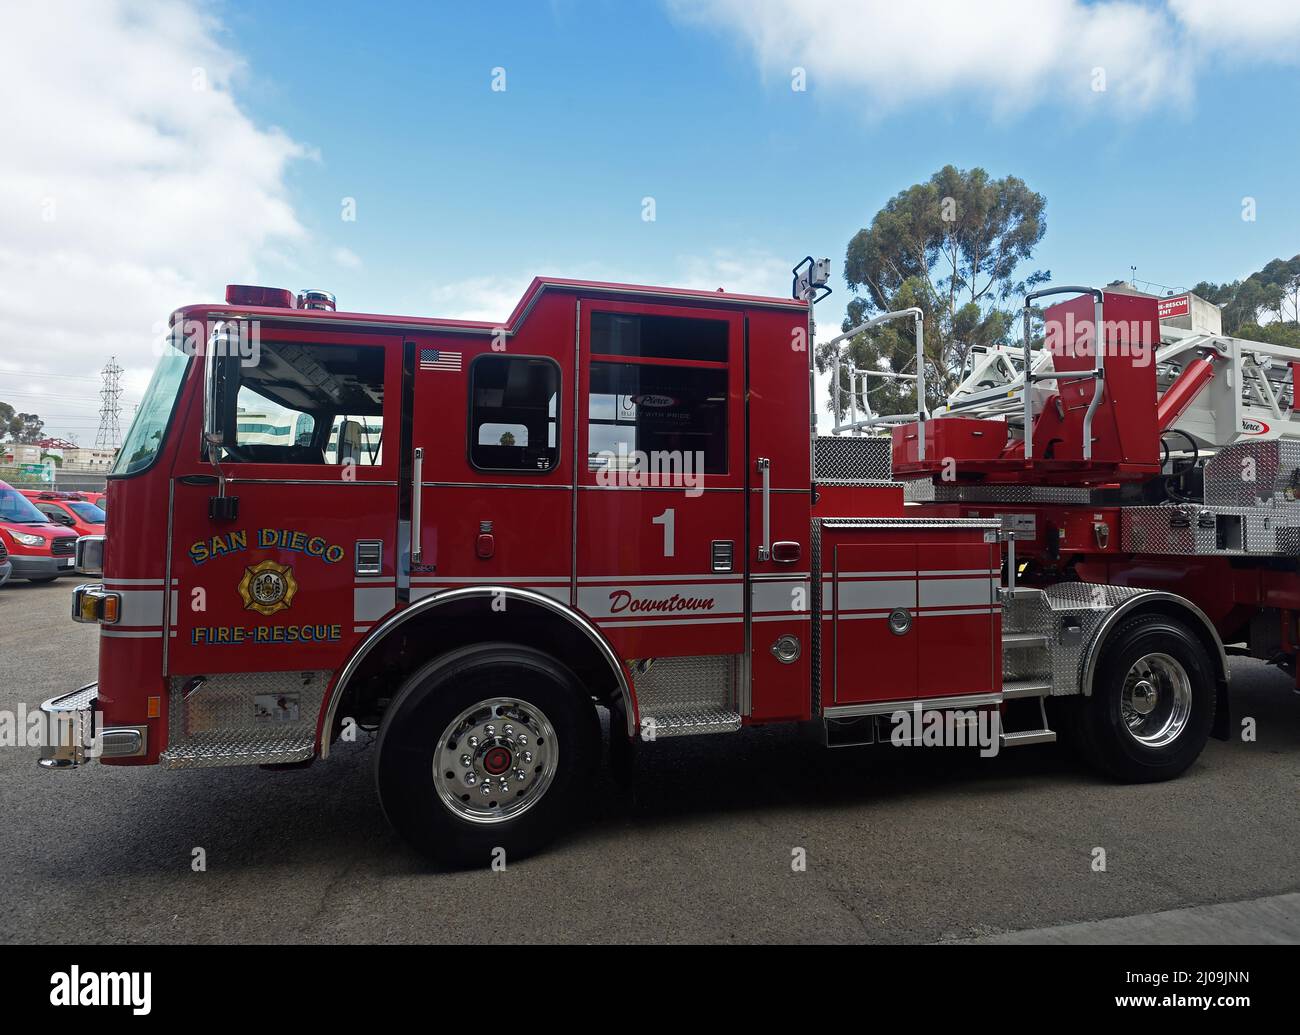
[
  {"x1": 2, "y1": 0, "x2": 1299, "y2": 440},
  {"x1": 226, "y1": 0, "x2": 1300, "y2": 310}
]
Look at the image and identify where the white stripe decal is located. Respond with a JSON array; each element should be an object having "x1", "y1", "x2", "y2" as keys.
[
  {"x1": 917, "y1": 578, "x2": 994, "y2": 608},
  {"x1": 752, "y1": 578, "x2": 811, "y2": 615},
  {"x1": 409, "y1": 584, "x2": 569, "y2": 603},
  {"x1": 836, "y1": 579, "x2": 916, "y2": 610},
  {"x1": 354, "y1": 586, "x2": 396, "y2": 622},
  {"x1": 578, "y1": 573, "x2": 744, "y2": 584},
  {"x1": 578, "y1": 582, "x2": 742, "y2": 619},
  {"x1": 598, "y1": 616, "x2": 743, "y2": 628},
  {"x1": 409, "y1": 575, "x2": 569, "y2": 585}
]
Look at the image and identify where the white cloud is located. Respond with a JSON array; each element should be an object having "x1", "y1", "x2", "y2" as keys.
[
  {"x1": 0, "y1": 0, "x2": 310, "y2": 442},
  {"x1": 330, "y1": 246, "x2": 363, "y2": 270},
  {"x1": 428, "y1": 248, "x2": 793, "y2": 323},
  {"x1": 669, "y1": 0, "x2": 1300, "y2": 115},
  {"x1": 1171, "y1": 0, "x2": 1300, "y2": 54}
]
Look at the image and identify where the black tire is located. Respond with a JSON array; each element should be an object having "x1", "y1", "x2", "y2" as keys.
[
  {"x1": 607, "y1": 697, "x2": 638, "y2": 787},
  {"x1": 1075, "y1": 613, "x2": 1215, "y2": 783},
  {"x1": 375, "y1": 643, "x2": 599, "y2": 867}
]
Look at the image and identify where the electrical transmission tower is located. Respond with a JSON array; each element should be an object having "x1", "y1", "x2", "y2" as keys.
[{"x1": 95, "y1": 357, "x2": 124, "y2": 449}]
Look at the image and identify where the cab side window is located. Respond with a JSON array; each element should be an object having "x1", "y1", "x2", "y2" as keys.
[
  {"x1": 587, "y1": 312, "x2": 729, "y2": 473},
  {"x1": 468, "y1": 355, "x2": 560, "y2": 473},
  {"x1": 219, "y1": 342, "x2": 385, "y2": 466}
]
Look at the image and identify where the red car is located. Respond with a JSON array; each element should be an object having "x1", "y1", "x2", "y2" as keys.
[
  {"x1": 0, "y1": 481, "x2": 78, "y2": 582},
  {"x1": 21, "y1": 490, "x2": 107, "y2": 537}
]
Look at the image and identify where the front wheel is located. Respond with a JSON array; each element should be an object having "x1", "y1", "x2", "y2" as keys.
[
  {"x1": 1075, "y1": 613, "x2": 1215, "y2": 783},
  {"x1": 375, "y1": 644, "x2": 599, "y2": 866}
]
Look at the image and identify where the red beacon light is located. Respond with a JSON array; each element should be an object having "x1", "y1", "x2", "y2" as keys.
[{"x1": 224, "y1": 285, "x2": 296, "y2": 308}]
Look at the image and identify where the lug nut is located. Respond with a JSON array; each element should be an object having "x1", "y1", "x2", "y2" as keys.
[
  {"x1": 503, "y1": 724, "x2": 514, "y2": 736},
  {"x1": 480, "y1": 783, "x2": 492, "y2": 796},
  {"x1": 460, "y1": 754, "x2": 472, "y2": 768},
  {"x1": 520, "y1": 751, "x2": 533, "y2": 764},
  {"x1": 484, "y1": 724, "x2": 496, "y2": 736},
  {"x1": 517, "y1": 735, "x2": 528, "y2": 746},
  {"x1": 464, "y1": 772, "x2": 477, "y2": 786},
  {"x1": 514, "y1": 768, "x2": 527, "y2": 782},
  {"x1": 467, "y1": 736, "x2": 480, "y2": 748}
]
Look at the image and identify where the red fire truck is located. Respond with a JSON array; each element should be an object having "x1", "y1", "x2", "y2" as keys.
[{"x1": 40, "y1": 270, "x2": 1298, "y2": 864}]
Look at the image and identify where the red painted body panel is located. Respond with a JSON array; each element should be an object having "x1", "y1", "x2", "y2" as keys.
[{"x1": 823, "y1": 526, "x2": 1000, "y2": 706}]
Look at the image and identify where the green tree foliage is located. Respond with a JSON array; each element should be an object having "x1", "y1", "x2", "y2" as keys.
[
  {"x1": 820, "y1": 165, "x2": 1049, "y2": 420},
  {"x1": 1192, "y1": 255, "x2": 1300, "y2": 336},
  {"x1": 0, "y1": 401, "x2": 46, "y2": 443}
]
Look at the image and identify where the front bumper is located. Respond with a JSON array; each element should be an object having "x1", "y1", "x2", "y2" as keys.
[
  {"x1": 11, "y1": 554, "x2": 76, "y2": 580},
  {"x1": 38, "y1": 685, "x2": 148, "y2": 769},
  {"x1": 0, "y1": 560, "x2": 11, "y2": 586}
]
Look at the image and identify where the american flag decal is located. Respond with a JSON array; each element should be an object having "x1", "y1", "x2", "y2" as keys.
[{"x1": 419, "y1": 348, "x2": 462, "y2": 372}]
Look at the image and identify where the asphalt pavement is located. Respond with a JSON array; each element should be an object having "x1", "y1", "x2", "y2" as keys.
[{"x1": 2, "y1": 578, "x2": 1297, "y2": 944}]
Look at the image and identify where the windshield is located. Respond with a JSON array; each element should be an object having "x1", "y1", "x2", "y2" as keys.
[
  {"x1": 68, "y1": 502, "x2": 106, "y2": 523},
  {"x1": 0, "y1": 487, "x2": 51, "y2": 524},
  {"x1": 113, "y1": 335, "x2": 191, "y2": 477}
]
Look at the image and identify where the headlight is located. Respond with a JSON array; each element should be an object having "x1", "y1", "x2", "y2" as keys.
[{"x1": 10, "y1": 531, "x2": 45, "y2": 547}]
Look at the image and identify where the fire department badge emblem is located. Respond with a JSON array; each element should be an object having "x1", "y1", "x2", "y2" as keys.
[{"x1": 238, "y1": 560, "x2": 298, "y2": 616}]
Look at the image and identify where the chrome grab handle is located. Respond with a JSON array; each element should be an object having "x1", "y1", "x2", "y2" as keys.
[
  {"x1": 756, "y1": 457, "x2": 771, "y2": 562},
  {"x1": 411, "y1": 447, "x2": 424, "y2": 563},
  {"x1": 1022, "y1": 286, "x2": 1104, "y2": 462}
]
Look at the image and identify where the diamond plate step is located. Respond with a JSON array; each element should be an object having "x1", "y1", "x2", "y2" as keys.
[
  {"x1": 1002, "y1": 679, "x2": 1052, "y2": 699},
  {"x1": 643, "y1": 706, "x2": 742, "y2": 738},
  {"x1": 159, "y1": 731, "x2": 315, "y2": 769},
  {"x1": 1000, "y1": 728, "x2": 1057, "y2": 747}
]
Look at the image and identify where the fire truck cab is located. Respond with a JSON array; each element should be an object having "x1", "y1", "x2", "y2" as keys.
[{"x1": 42, "y1": 274, "x2": 1237, "y2": 864}]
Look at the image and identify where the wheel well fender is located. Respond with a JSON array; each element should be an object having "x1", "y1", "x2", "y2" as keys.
[
  {"x1": 1079, "y1": 591, "x2": 1230, "y2": 738},
  {"x1": 317, "y1": 587, "x2": 636, "y2": 757}
]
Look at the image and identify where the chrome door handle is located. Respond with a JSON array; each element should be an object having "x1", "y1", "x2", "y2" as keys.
[
  {"x1": 411, "y1": 447, "x2": 424, "y2": 562},
  {"x1": 756, "y1": 457, "x2": 771, "y2": 562}
]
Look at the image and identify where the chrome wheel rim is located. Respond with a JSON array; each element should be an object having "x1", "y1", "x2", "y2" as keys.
[
  {"x1": 434, "y1": 697, "x2": 558, "y2": 824},
  {"x1": 1120, "y1": 652, "x2": 1192, "y2": 748}
]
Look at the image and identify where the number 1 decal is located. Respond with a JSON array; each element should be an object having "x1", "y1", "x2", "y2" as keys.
[{"x1": 652, "y1": 508, "x2": 675, "y2": 557}]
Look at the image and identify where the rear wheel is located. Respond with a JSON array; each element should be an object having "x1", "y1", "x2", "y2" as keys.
[
  {"x1": 375, "y1": 643, "x2": 599, "y2": 866},
  {"x1": 1076, "y1": 614, "x2": 1215, "y2": 783}
]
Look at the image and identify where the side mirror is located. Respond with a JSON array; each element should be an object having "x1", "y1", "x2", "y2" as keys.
[
  {"x1": 203, "y1": 323, "x2": 242, "y2": 522},
  {"x1": 203, "y1": 323, "x2": 242, "y2": 460}
]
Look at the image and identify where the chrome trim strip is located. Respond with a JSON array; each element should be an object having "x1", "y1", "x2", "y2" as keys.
[
  {"x1": 318, "y1": 586, "x2": 636, "y2": 756},
  {"x1": 824, "y1": 691, "x2": 1003, "y2": 719},
  {"x1": 221, "y1": 478, "x2": 400, "y2": 486},
  {"x1": 410, "y1": 448, "x2": 424, "y2": 562},
  {"x1": 576, "y1": 484, "x2": 744, "y2": 493},
  {"x1": 163, "y1": 478, "x2": 174, "y2": 673},
  {"x1": 422, "y1": 480, "x2": 571, "y2": 491},
  {"x1": 1079, "y1": 591, "x2": 1229, "y2": 696}
]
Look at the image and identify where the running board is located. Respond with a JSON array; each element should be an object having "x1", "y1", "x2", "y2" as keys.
[
  {"x1": 1002, "y1": 678, "x2": 1052, "y2": 699},
  {"x1": 1000, "y1": 729, "x2": 1057, "y2": 747},
  {"x1": 642, "y1": 707, "x2": 741, "y2": 738}
]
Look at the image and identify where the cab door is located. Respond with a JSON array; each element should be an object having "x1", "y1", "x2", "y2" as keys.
[
  {"x1": 168, "y1": 328, "x2": 402, "y2": 678},
  {"x1": 575, "y1": 302, "x2": 746, "y2": 661},
  {"x1": 406, "y1": 296, "x2": 574, "y2": 604}
]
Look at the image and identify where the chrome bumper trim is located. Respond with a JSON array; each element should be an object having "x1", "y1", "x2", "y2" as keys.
[{"x1": 38, "y1": 684, "x2": 99, "y2": 769}]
